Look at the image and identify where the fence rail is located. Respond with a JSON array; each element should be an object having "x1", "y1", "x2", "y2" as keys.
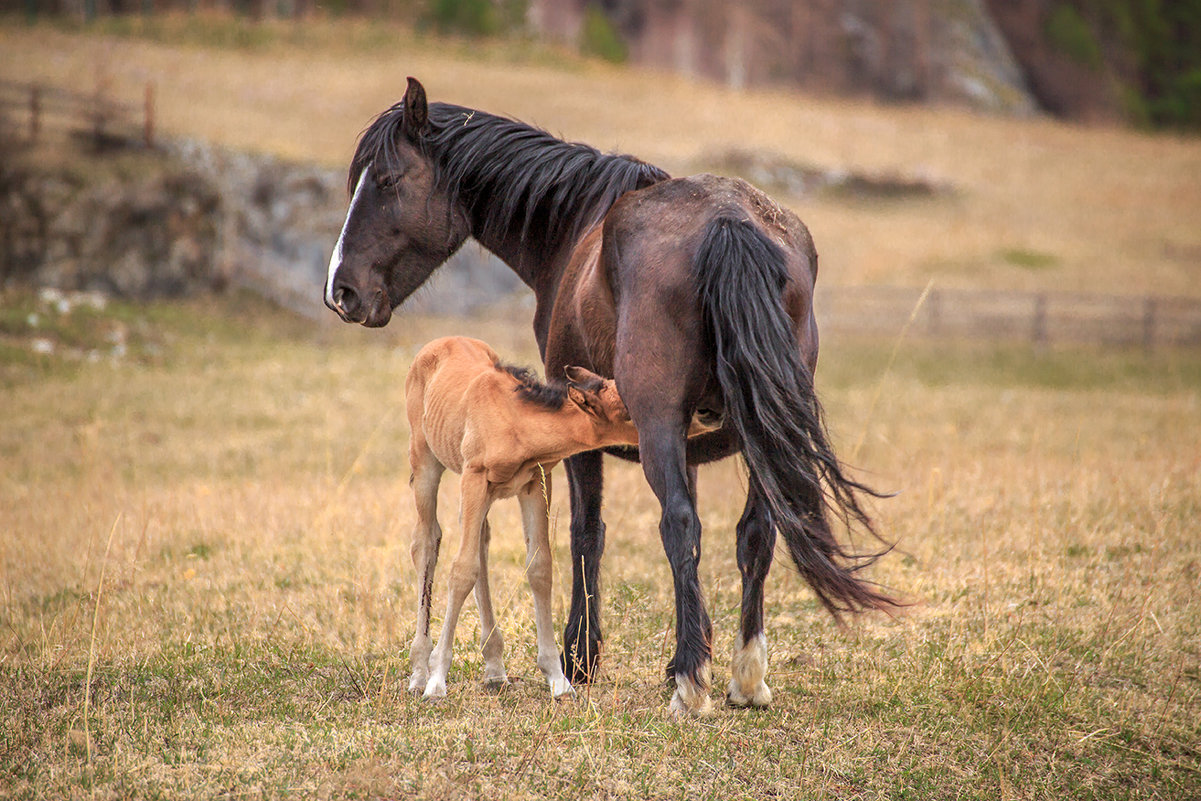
[
  {"x1": 0, "y1": 80, "x2": 155, "y2": 149},
  {"x1": 816, "y1": 286, "x2": 1201, "y2": 349}
]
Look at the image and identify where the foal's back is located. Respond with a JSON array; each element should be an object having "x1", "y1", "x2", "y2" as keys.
[{"x1": 405, "y1": 336, "x2": 503, "y2": 475}]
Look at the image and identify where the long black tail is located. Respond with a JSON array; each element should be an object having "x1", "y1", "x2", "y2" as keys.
[{"x1": 694, "y1": 215, "x2": 898, "y2": 618}]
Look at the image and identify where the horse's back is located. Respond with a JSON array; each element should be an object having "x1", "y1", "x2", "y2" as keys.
[{"x1": 605, "y1": 173, "x2": 816, "y2": 278}]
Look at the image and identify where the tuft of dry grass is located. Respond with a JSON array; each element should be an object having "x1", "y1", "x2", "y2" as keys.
[
  {"x1": 2, "y1": 15, "x2": 1201, "y2": 298},
  {"x1": 1, "y1": 291, "x2": 1198, "y2": 799}
]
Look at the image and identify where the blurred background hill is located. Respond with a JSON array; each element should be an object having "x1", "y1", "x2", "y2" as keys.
[
  {"x1": 1, "y1": 1, "x2": 1199, "y2": 333},
  {"x1": 4, "y1": 0, "x2": 1199, "y2": 128}
]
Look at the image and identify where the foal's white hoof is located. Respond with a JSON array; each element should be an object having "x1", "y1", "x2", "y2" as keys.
[
  {"x1": 423, "y1": 678, "x2": 447, "y2": 700},
  {"x1": 726, "y1": 678, "x2": 772, "y2": 708},
  {"x1": 548, "y1": 677, "x2": 575, "y2": 699},
  {"x1": 408, "y1": 673, "x2": 429, "y2": 696}
]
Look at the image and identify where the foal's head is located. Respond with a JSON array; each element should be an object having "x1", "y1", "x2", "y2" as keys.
[
  {"x1": 325, "y1": 78, "x2": 470, "y2": 328},
  {"x1": 563, "y1": 366, "x2": 638, "y2": 445}
]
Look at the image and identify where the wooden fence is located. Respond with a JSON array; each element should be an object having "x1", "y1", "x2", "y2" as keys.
[
  {"x1": 0, "y1": 80, "x2": 155, "y2": 149},
  {"x1": 816, "y1": 286, "x2": 1201, "y2": 349}
]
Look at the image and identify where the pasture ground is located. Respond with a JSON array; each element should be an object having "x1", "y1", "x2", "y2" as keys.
[{"x1": 1, "y1": 290, "x2": 1198, "y2": 799}]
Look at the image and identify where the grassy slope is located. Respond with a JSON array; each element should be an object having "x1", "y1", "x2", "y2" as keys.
[
  {"x1": 1, "y1": 16, "x2": 1200, "y2": 297},
  {"x1": 0, "y1": 291, "x2": 1198, "y2": 799}
]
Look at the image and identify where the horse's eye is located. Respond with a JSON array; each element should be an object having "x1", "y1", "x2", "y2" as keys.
[{"x1": 377, "y1": 173, "x2": 401, "y2": 192}]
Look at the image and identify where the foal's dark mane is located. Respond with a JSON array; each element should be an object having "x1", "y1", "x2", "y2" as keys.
[
  {"x1": 351, "y1": 101, "x2": 670, "y2": 256},
  {"x1": 499, "y1": 363, "x2": 568, "y2": 411}
]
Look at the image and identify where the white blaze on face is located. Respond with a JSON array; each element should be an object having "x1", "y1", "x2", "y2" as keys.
[{"x1": 325, "y1": 164, "x2": 371, "y2": 309}]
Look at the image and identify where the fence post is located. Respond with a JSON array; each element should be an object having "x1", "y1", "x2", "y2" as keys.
[
  {"x1": 1032, "y1": 293, "x2": 1047, "y2": 346},
  {"x1": 1142, "y1": 297, "x2": 1157, "y2": 352},
  {"x1": 144, "y1": 82, "x2": 155, "y2": 148},
  {"x1": 29, "y1": 85, "x2": 40, "y2": 142}
]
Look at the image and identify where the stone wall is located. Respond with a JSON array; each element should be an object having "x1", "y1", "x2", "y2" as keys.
[{"x1": 0, "y1": 139, "x2": 527, "y2": 319}]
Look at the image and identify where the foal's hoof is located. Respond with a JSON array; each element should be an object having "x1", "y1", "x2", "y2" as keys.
[
  {"x1": 407, "y1": 674, "x2": 429, "y2": 696},
  {"x1": 479, "y1": 675, "x2": 510, "y2": 693},
  {"x1": 422, "y1": 678, "x2": 447, "y2": 700}
]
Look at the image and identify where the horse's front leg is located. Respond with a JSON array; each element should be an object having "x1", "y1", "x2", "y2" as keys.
[
  {"x1": 561, "y1": 450, "x2": 606, "y2": 684},
  {"x1": 473, "y1": 517, "x2": 508, "y2": 687},
  {"x1": 424, "y1": 469, "x2": 490, "y2": 699},
  {"x1": 727, "y1": 481, "x2": 775, "y2": 708},
  {"x1": 407, "y1": 452, "x2": 444, "y2": 695},
  {"x1": 519, "y1": 470, "x2": 574, "y2": 698},
  {"x1": 640, "y1": 425, "x2": 713, "y2": 717}
]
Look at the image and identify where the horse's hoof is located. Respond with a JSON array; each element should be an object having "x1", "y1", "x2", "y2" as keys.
[
  {"x1": 669, "y1": 690, "x2": 714, "y2": 718},
  {"x1": 669, "y1": 672, "x2": 714, "y2": 718},
  {"x1": 549, "y1": 677, "x2": 575, "y2": 699},
  {"x1": 408, "y1": 674, "x2": 429, "y2": 696},
  {"x1": 422, "y1": 678, "x2": 447, "y2": 700},
  {"x1": 726, "y1": 679, "x2": 772, "y2": 709},
  {"x1": 728, "y1": 633, "x2": 771, "y2": 708},
  {"x1": 561, "y1": 640, "x2": 602, "y2": 685}
]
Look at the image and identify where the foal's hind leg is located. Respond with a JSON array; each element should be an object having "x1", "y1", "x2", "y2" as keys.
[
  {"x1": 473, "y1": 518, "x2": 508, "y2": 687},
  {"x1": 727, "y1": 481, "x2": 775, "y2": 708},
  {"x1": 407, "y1": 449, "x2": 445, "y2": 695},
  {"x1": 519, "y1": 471, "x2": 573, "y2": 698},
  {"x1": 425, "y1": 468, "x2": 490, "y2": 699}
]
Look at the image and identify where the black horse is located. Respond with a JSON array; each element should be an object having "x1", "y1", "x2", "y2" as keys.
[{"x1": 325, "y1": 78, "x2": 896, "y2": 716}]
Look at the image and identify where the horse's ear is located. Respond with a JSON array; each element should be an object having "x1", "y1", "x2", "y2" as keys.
[{"x1": 403, "y1": 77, "x2": 429, "y2": 139}]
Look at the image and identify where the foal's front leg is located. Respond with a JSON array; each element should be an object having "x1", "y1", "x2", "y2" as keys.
[{"x1": 424, "y1": 469, "x2": 490, "y2": 699}]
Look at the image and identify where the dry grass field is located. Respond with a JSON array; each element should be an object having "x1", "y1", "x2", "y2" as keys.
[
  {"x1": 2, "y1": 14, "x2": 1200, "y2": 800},
  {"x1": 1, "y1": 290, "x2": 1198, "y2": 799}
]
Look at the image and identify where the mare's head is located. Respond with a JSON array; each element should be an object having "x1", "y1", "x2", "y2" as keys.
[{"x1": 325, "y1": 78, "x2": 470, "y2": 328}]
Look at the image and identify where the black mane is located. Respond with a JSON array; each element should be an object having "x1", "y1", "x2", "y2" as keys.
[
  {"x1": 350, "y1": 100, "x2": 670, "y2": 256},
  {"x1": 499, "y1": 363, "x2": 568, "y2": 411}
]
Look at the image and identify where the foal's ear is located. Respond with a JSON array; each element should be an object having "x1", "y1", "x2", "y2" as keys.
[
  {"x1": 402, "y1": 77, "x2": 429, "y2": 139},
  {"x1": 565, "y1": 366, "x2": 605, "y2": 418},
  {"x1": 564, "y1": 365, "x2": 604, "y2": 390}
]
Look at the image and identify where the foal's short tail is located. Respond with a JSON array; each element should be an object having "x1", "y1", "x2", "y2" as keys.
[{"x1": 693, "y1": 215, "x2": 898, "y2": 618}]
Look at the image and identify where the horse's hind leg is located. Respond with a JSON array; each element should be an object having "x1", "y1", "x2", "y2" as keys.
[
  {"x1": 727, "y1": 481, "x2": 775, "y2": 708},
  {"x1": 474, "y1": 517, "x2": 508, "y2": 687},
  {"x1": 407, "y1": 447, "x2": 444, "y2": 695},
  {"x1": 424, "y1": 469, "x2": 489, "y2": 699},
  {"x1": 639, "y1": 425, "x2": 713, "y2": 718},
  {"x1": 519, "y1": 471, "x2": 573, "y2": 698}
]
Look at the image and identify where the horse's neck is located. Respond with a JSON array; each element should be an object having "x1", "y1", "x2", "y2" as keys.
[{"x1": 471, "y1": 221, "x2": 571, "y2": 295}]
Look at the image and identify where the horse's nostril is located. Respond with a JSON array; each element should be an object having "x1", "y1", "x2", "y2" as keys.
[{"x1": 333, "y1": 284, "x2": 360, "y2": 317}]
